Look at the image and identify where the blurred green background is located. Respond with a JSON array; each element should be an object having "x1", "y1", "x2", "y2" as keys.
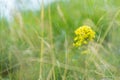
[{"x1": 0, "y1": 0, "x2": 120, "y2": 80}]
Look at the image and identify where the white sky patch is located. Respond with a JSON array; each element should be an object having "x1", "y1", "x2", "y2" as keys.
[
  {"x1": 0, "y1": 0, "x2": 56, "y2": 21},
  {"x1": 0, "y1": 0, "x2": 16, "y2": 21}
]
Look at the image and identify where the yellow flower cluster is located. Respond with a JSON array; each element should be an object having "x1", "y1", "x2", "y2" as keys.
[{"x1": 73, "y1": 25, "x2": 95, "y2": 47}]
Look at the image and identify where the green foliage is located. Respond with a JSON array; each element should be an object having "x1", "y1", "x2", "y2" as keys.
[{"x1": 0, "y1": 0, "x2": 120, "y2": 79}]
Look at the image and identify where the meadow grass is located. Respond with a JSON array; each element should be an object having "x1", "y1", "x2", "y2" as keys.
[{"x1": 0, "y1": 0, "x2": 120, "y2": 80}]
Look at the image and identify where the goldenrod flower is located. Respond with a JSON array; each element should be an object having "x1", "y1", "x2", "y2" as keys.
[{"x1": 73, "y1": 25, "x2": 95, "y2": 47}]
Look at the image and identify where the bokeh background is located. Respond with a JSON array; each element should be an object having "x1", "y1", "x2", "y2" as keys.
[{"x1": 0, "y1": 0, "x2": 120, "y2": 80}]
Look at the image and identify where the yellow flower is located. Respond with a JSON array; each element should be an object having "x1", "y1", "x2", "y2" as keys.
[{"x1": 73, "y1": 25, "x2": 95, "y2": 47}]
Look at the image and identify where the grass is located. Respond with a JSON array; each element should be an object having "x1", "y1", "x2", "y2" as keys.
[{"x1": 0, "y1": 0, "x2": 120, "y2": 80}]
